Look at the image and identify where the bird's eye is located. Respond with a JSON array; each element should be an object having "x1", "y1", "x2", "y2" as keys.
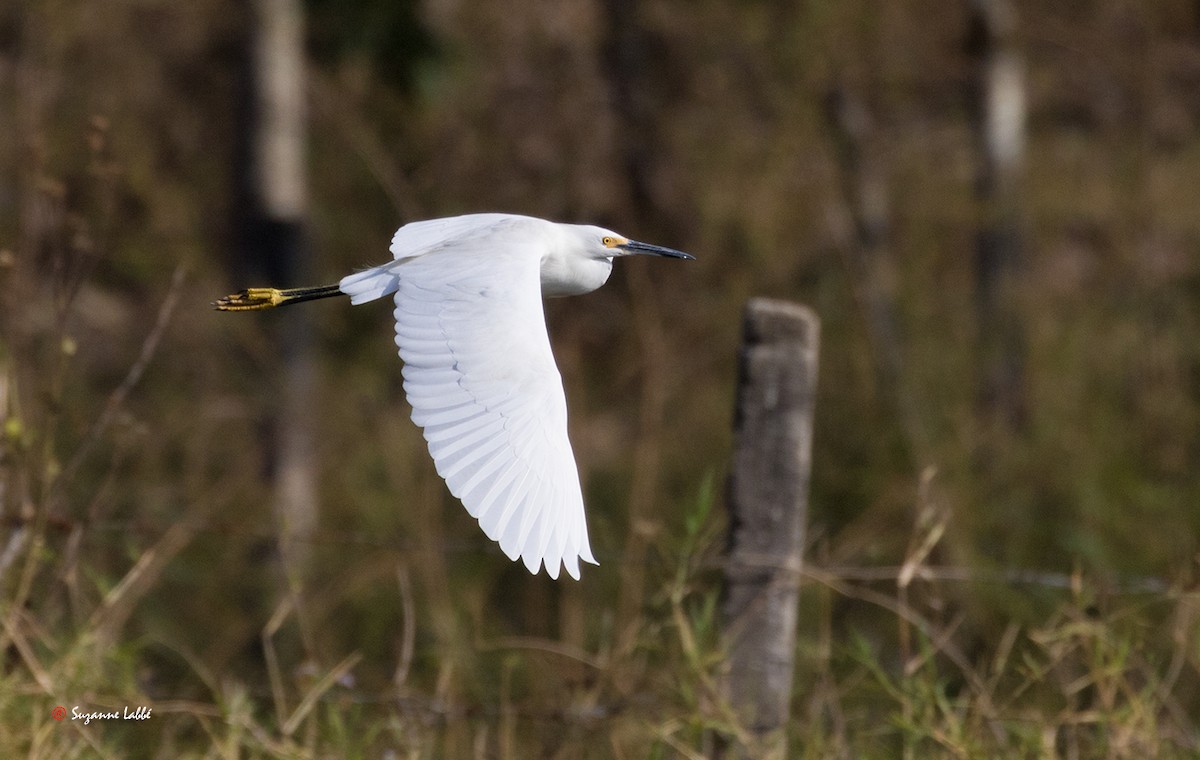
[{"x1": 601, "y1": 236, "x2": 617, "y2": 248}]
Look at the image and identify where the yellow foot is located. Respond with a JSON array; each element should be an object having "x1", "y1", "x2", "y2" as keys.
[{"x1": 213, "y1": 287, "x2": 286, "y2": 311}]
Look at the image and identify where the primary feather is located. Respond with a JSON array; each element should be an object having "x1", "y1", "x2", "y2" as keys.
[
  {"x1": 341, "y1": 215, "x2": 596, "y2": 579},
  {"x1": 335, "y1": 213, "x2": 692, "y2": 580}
]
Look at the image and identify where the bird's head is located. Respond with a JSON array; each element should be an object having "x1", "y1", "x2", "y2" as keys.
[
  {"x1": 574, "y1": 225, "x2": 695, "y2": 262},
  {"x1": 542, "y1": 222, "x2": 695, "y2": 297}
]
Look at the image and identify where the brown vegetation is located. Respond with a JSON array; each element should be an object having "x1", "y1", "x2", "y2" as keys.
[{"x1": 1, "y1": 0, "x2": 1199, "y2": 756}]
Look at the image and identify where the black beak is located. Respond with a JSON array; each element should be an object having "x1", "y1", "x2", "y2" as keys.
[{"x1": 618, "y1": 240, "x2": 695, "y2": 260}]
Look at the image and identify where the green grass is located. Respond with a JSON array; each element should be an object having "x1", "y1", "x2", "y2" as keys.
[{"x1": 3, "y1": 531, "x2": 1198, "y2": 758}]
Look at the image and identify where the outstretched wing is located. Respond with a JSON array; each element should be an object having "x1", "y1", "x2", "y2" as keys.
[{"x1": 347, "y1": 236, "x2": 596, "y2": 579}]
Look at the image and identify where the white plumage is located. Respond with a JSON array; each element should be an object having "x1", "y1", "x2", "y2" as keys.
[{"x1": 219, "y1": 213, "x2": 692, "y2": 580}]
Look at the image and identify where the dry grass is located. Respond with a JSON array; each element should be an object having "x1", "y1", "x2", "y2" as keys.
[
  {"x1": 1, "y1": 358, "x2": 1197, "y2": 759},
  {"x1": 4, "y1": 4, "x2": 1200, "y2": 756}
]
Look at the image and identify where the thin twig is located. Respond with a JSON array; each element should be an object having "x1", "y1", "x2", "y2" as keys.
[
  {"x1": 479, "y1": 636, "x2": 605, "y2": 670},
  {"x1": 393, "y1": 562, "x2": 416, "y2": 689},
  {"x1": 1, "y1": 610, "x2": 55, "y2": 694},
  {"x1": 86, "y1": 516, "x2": 200, "y2": 648},
  {"x1": 308, "y1": 73, "x2": 423, "y2": 221},
  {"x1": 804, "y1": 565, "x2": 996, "y2": 715},
  {"x1": 60, "y1": 264, "x2": 188, "y2": 488},
  {"x1": 262, "y1": 596, "x2": 294, "y2": 725},
  {"x1": 811, "y1": 563, "x2": 1173, "y2": 595},
  {"x1": 282, "y1": 652, "x2": 362, "y2": 736}
]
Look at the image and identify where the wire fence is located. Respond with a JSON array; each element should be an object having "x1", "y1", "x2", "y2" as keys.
[{"x1": 1, "y1": 510, "x2": 1179, "y2": 597}]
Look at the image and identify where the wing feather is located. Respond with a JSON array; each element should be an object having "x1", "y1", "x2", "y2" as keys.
[
  {"x1": 350, "y1": 225, "x2": 596, "y2": 580},
  {"x1": 481, "y1": 466, "x2": 533, "y2": 541}
]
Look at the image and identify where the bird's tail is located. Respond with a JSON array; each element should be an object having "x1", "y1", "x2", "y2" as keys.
[{"x1": 339, "y1": 264, "x2": 401, "y2": 305}]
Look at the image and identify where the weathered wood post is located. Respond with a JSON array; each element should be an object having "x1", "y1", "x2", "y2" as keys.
[{"x1": 721, "y1": 298, "x2": 820, "y2": 759}]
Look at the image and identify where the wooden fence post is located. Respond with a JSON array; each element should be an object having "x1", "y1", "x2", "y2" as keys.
[{"x1": 721, "y1": 298, "x2": 820, "y2": 759}]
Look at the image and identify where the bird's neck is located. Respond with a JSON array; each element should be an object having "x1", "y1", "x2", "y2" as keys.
[{"x1": 540, "y1": 254, "x2": 613, "y2": 298}]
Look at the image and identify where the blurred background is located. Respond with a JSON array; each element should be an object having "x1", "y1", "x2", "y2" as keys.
[{"x1": 2, "y1": 0, "x2": 1199, "y2": 756}]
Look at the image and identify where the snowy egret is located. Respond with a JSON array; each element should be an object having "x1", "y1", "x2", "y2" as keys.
[{"x1": 215, "y1": 213, "x2": 693, "y2": 580}]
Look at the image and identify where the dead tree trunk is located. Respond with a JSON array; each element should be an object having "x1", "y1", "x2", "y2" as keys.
[
  {"x1": 233, "y1": 0, "x2": 318, "y2": 645},
  {"x1": 824, "y1": 87, "x2": 930, "y2": 461},
  {"x1": 720, "y1": 299, "x2": 820, "y2": 759},
  {"x1": 968, "y1": 0, "x2": 1026, "y2": 436},
  {"x1": 600, "y1": 0, "x2": 677, "y2": 671}
]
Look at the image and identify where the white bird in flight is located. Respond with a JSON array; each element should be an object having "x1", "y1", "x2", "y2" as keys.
[{"x1": 216, "y1": 213, "x2": 693, "y2": 580}]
